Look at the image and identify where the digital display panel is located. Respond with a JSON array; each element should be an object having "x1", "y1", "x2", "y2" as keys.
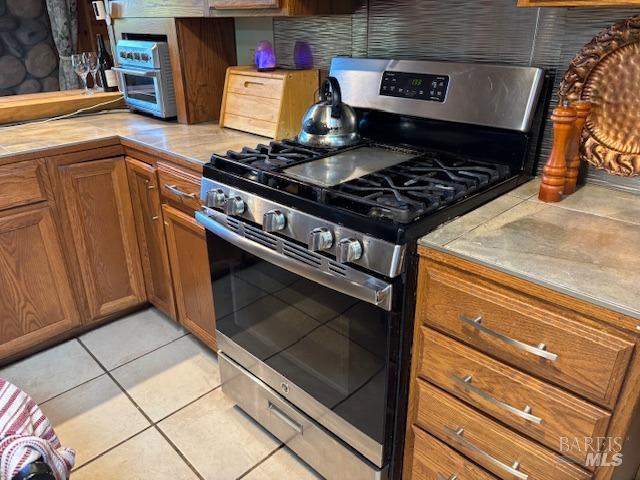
[{"x1": 379, "y1": 71, "x2": 449, "y2": 103}]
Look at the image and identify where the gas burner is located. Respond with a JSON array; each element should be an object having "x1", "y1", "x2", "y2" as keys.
[
  {"x1": 215, "y1": 140, "x2": 346, "y2": 172},
  {"x1": 327, "y1": 154, "x2": 511, "y2": 223}
]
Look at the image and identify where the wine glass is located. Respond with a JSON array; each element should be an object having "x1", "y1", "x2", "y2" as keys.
[
  {"x1": 85, "y1": 52, "x2": 99, "y2": 94},
  {"x1": 72, "y1": 53, "x2": 91, "y2": 96}
]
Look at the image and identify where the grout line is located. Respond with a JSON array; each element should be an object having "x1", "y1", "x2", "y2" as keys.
[
  {"x1": 77, "y1": 337, "x2": 207, "y2": 480},
  {"x1": 235, "y1": 445, "x2": 284, "y2": 479},
  {"x1": 107, "y1": 331, "x2": 191, "y2": 372},
  {"x1": 69, "y1": 424, "x2": 155, "y2": 473},
  {"x1": 439, "y1": 195, "x2": 530, "y2": 247},
  {"x1": 153, "y1": 384, "x2": 221, "y2": 424},
  {"x1": 152, "y1": 424, "x2": 207, "y2": 480},
  {"x1": 529, "y1": 7, "x2": 541, "y2": 66},
  {"x1": 39, "y1": 372, "x2": 108, "y2": 407}
]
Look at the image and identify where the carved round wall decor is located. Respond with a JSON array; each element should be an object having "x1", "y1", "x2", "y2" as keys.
[{"x1": 559, "y1": 15, "x2": 640, "y2": 177}]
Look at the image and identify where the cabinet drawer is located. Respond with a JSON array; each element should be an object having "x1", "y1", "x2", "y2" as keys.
[
  {"x1": 158, "y1": 162, "x2": 202, "y2": 213},
  {"x1": 227, "y1": 73, "x2": 284, "y2": 99},
  {"x1": 224, "y1": 92, "x2": 281, "y2": 123},
  {"x1": 420, "y1": 261, "x2": 634, "y2": 407},
  {"x1": 419, "y1": 327, "x2": 610, "y2": 468},
  {"x1": 415, "y1": 381, "x2": 590, "y2": 480},
  {"x1": 409, "y1": 426, "x2": 497, "y2": 480},
  {"x1": 0, "y1": 161, "x2": 47, "y2": 210}
]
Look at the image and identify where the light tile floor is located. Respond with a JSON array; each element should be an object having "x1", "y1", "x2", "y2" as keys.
[{"x1": 0, "y1": 308, "x2": 322, "y2": 480}]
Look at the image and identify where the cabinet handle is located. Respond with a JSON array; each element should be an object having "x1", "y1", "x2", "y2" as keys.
[
  {"x1": 437, "y1": 475, "x2": 458, "y2": 480},
  {"x1": 458, "y1": 314, "x2": 558, "y2": 362},
  {"x1": 164, "y1": 184, "x2": 196, "y2": 199},
  {"x1": 451, "y1": 374, "x2": 543, "y2": 425},
  {"x1": 444, "y1": 426, "x2": 528, "y2": 480},
  {"x1": 144, "y1": 180, "x2": 159, "y2": 222},
  {"x1": 268, "y1": 402, "x2": 303, "y2": 434},
  {"x1": 244, "y1": 80, "x2": 264, "y2": 88}
]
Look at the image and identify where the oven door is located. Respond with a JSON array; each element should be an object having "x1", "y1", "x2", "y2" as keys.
[
  {"x1": 196, "y1": 210, "x2": 398, "y2": 468},
  {"x1": 113, "y1": 66, "x2": 169, "y2": 117}
]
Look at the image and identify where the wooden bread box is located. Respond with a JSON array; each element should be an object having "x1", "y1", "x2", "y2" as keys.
[{"x1": 219, "y1": 66, "x2": 319, "y2": 140}]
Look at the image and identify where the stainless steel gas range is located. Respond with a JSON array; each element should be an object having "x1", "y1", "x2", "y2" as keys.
[{"x1": 196, "y1": 58, "x2": 549, "y2": 480}]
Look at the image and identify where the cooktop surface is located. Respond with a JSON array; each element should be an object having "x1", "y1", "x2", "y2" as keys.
[{"x1": 207, "y1": 139, "x2": 512, "y2": 225}]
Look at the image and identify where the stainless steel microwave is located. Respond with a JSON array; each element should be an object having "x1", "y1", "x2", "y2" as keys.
[{"x1": 113, "y1": 40, "x2": 177, "y2": 119}]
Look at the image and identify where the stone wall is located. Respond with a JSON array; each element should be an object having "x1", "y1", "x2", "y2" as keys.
[{"x1": 0, "y1": 0, "x2": 59, "y2": 96}]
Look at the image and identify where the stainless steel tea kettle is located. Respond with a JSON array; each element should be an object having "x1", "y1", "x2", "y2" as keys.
[{"x1": 297, "y1": 76, "x2": 361, "y2": 148}]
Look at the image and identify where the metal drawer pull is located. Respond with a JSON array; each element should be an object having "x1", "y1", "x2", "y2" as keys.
[
  {"x1": 164, "y1": 184, "x2": 196, "y2": 199},
  {"x1": 268, "y1": 402, "x2": 303, "y2": 435},
  {"x1": 445, "y1": 426, "x2": 528, "y2": 480},
  {"x1": 451, "y1": 374, "x2": 543, "y2": 425},
  {"x1": 437, "y1": 475, "x2": 458, "y2": 480},
  {"x1": 458, "y1": 314, "x2": 558, "y2": 362}
]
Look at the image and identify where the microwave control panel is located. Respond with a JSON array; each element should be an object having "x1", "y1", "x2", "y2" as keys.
[{"x1": 380, "y1": 71, "x2": 449, "y2": 103}]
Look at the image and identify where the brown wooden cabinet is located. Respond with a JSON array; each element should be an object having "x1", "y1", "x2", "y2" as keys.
[
  {"x1": 0, "y1": 205, "x2": 80, "y2": 360},
  {"x1": 59, "y1": 157, "x2": 146, "y2": 322},
  {"x1": 404, "y1": 247, "x2": 640, "y2": 480},
  {"x1": 207, "y1": 0, "x2": 354, "y2": 16},
  {"x1": 162, "y1": 205, "x2": 217, "y2": 350},
  {"x1": 126, "y1": 158, "x2": 176, "y2": 321}
]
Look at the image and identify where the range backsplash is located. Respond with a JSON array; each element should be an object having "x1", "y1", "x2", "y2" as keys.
[{"x1": 273, "y1": 1, "x2": 640, "y2": 193}]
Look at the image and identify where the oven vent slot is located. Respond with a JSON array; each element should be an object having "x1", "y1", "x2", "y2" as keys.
[
  {"x1": 245, "y1": 232, "x2": 278, "y2": 249},
  {"x1": 227, "y1": 217, "x2": 241, "y2": 233},
  {"x1": 223, "y1": 216, "x2": 354, "y2": 278},
  {"x1": 328, "y1": 263, "x2": 348, "y2": 276},
  {"x1": 240, "y1": 223, "x2": 277, "y2": 248},
  {"x1": 282, "y1": 244, "x2": 322, "y2": 268}
]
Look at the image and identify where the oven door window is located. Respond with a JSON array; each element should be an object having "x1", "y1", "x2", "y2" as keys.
[
  {"x1": 123, "y1": 74, "x2": 158, "y2": 104},
  {"x1": 209, "y1": 233, "x2": 390, "y2": 446}
]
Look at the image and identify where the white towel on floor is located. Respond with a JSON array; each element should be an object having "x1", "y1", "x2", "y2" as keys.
[{"x1": 0, "y1": 378, "x2": 75, "y2": 480}]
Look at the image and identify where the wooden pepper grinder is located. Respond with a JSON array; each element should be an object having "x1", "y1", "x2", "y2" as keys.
[
  {"x1": 563, "y1": 100, "x2": 591, "y2": 195},
  {"x1": 538, "y1": 101, "x2": 577, "y2": 203}
]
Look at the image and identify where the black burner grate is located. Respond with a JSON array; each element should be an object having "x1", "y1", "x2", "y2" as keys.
[
  {"x1": 217, "y1": 140, "x2": 344, "y2": 172},
  {"x1": 209, "y1": 140, "x2": 512, "y2": 224},
  {"x1": 326, "y1": 152, "x2": 511, "y2": 223}
]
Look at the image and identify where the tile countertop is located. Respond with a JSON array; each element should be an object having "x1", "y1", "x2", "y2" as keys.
[
  {"x1": 0, "y1": 111, "x2": 266, "y2": 165},
  {"x1": 419, "y1": 179, "x2": 640, "y2": 322}
]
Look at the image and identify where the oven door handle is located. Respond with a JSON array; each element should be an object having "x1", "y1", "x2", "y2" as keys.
[
  {"x1": 113, "y1": 66, "x2": 159, "y2": 78},
  {"x1": 195, "y1": 211, "x2": 393, "y2": 311}
]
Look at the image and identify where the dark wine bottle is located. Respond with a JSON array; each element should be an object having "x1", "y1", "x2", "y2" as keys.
[{"x1": 96, "y1": 34, "x2": 118, "y2": 92}]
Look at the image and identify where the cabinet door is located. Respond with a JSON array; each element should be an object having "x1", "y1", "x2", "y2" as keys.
[
  {"x1": 126, "y1": 158, "x2": 176, "y2": 321},
  {"x1": 59, "y1": 157, "x2": 146, "y2": 321},
  {"x1": 210, "y1": 0, "x2": 279, "y2": 8},
  {"x1": 0, "y1": 206, "x2": 80, "y2": 359},
  {"x1": 163, "y1": 205, "x2": 216, "y2": 350}
]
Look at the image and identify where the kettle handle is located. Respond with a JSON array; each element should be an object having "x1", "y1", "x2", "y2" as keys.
[{"x1": 322, "y1": 76, "x2": 343, "y2": 119}]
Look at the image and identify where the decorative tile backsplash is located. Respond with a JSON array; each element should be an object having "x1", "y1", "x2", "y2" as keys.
[
  {"x1": 0, "y1": 0, "x2": 59, "y2": 96},
  {"x1": 273, "y1": 1, "x2": 640, "y2": 193}
]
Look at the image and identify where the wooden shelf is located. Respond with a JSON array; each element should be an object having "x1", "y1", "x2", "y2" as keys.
[
  {"x1": 0, "y1": 90, "x2": 124, "y2": 125},
  {"x1": 518, "y1": 0, "x2": 640, "y2": 6}
]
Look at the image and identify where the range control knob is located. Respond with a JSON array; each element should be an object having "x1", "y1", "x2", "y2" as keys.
[
  {"x1": 336, "y1": 238, "x2": 363, "y2": 264},
  {"x1": 206, "y1": 189, "x2": 226, "y2": 209},
  {"x1": 308, "y1": 227, "x2": 334, "y2": 251},
  {"x1": 225, "y1": 196, "x2": 245, "y2": 216},
  {"x1": 263, "y1": 210, "x2": 286, "y2": 232}
]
